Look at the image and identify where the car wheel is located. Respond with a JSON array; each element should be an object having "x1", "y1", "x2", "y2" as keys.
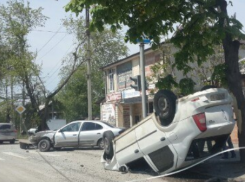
[
  {"x1": 0, "y1": 141, "x2": 3, "y2": 144},
  {"x1": 103, "y1": 131, "x2": 114, "y2": 160},
  {"x1": 10, "y1": 139, "x2": 15, "y2": 144},
  {"x1": 201, "y1": 85, "x2": 217, "y2": 91},
  {"x1": 38, "y1": 139, "x2": 51, "y2": 152},
  {"x1": 154, "y1": 89, "x2": 177, "y2": 126},
  {"x1": 97, "y1": 139, "x2": 104, "y2": 149}
]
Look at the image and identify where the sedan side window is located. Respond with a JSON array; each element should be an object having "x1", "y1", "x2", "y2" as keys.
[
  {"x1": 81, "y1": 122, "x2": 103, "y2": 131},
  {"x1": 95, "y1": 124, "x2": 103, "y2": 130},
  {"x1": 82, "y1": 122, "x2": 95, "y2": 131},
  {"x1": 60, "y1": 123, "x2": 81, "y2": 132}
]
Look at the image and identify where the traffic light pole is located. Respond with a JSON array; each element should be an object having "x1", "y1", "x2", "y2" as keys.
[{"x1": 139, "y1": 43, "x2": 147, "y2": 118}]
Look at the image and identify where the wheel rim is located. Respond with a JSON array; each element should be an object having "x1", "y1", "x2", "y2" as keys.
[
  {"x1": 158, "y1": 97, "x2": 168, "y2": 112},
  {"x1": 40, "y1": 141, "x2": 47, "y2": 149},
  {"x1": 99, "y1": 140, "x2": 104, "y2": 149}
]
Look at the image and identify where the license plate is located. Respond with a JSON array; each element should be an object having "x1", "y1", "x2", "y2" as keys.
[
  {"x1": 0, "y1": 131, "x2": 10, "y2": 136},
  {"x1": 210, "y1": 93, "x2": 225, "y2": 101}
]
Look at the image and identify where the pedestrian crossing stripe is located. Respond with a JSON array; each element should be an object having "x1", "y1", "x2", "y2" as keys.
[
  {"x1": 28, "y1": 150, "x2": 60, "y2": 157},
  {"x1": 2, "y1": 152, "x2": 28, "y2": 159}
]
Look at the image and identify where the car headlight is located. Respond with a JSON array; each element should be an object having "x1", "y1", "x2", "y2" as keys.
[{"x1": 29, "y1": 135, "x2": 38, "y2": 142}]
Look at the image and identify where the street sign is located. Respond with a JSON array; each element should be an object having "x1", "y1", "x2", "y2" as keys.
[
  {"x1": 136, "y1": 38, "x2": 151, "y2": 44},
  {"x1": 16, "y1": 105, "x2": 26, "y2": 115}
]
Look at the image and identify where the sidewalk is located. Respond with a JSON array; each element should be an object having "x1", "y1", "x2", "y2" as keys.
[{"x1": 192, "y1": 145, "x2": 245, "y2": 182}]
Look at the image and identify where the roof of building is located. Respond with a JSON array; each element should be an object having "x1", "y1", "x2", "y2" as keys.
[
  {"x1": 101, "y1": 41, "x2": 169, "y2": 70},
  {"x1": 100, "y1": 46, "x2": 154, "y2": 70}
]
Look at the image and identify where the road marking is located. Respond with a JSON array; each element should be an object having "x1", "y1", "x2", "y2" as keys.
[
  {"x1": 29, "y1": 150, "x2": 60, "y2": 157},
  {"x1": 37, "y1": 152, "x2": 60, "y2": 157},
  {"x1": 2, "y1": 152, "x2": 28, "y2": 159}
]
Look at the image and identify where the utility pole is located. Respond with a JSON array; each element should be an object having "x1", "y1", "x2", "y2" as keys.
[
  {"x1": 86, "y1": 7, "x2": 92, "y2": 120},
  {"x1": 139, "y1": 43, "x2": 147, "y2": 118}
]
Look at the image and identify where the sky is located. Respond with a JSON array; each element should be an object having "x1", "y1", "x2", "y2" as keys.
[{"x1": 1, "y1": 0, "x2": 245, "y2": 92}]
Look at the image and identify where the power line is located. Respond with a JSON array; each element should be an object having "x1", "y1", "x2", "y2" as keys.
[
  {"x1": 31, "y1": 30, "x2": 67, "y2": 33},
  {"x1": 37, "y1": 33, "x2": 67, "y2": 61},
  {"x1": 44, "y1": 44, "x2": 74, "y2": 78},
  {"x1": 37, "y1": 26, "x2": 63, "y2": 53},
  {"x1": 43, "y1": 44, "x2": 75, "y2": 87}
]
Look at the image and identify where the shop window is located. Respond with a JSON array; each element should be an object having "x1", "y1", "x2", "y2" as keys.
[{"x1": 108, "y1": 69, "x2": 114, "y2": 91}]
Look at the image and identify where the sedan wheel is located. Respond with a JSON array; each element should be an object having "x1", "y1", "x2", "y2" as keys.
[
  {"x1": 98, "y1": 139, "x2": 104, "y2": 149},
  {"x1": 38, "y1": 139, "x2": 51, "y2": 152}
]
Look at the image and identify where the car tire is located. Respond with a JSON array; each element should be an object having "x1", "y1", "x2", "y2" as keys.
[
  {"x1": 201, "y1": 85, "x2": 217, "y2": 91},
  {"x1": 154, "y1": 89, "x2": 177, "y2": 126},
  {"x1": 0, "y1": 141, "x2": 3, "y2": 144},
  {"x1": 10, "y1": 139, "x2": 15, "y2": 144},
  {"x1": 38, "y1": 139, "x2": 51, "y2": 152},
  {"x1": 97, "y1": 139, "x2": 104, "y2": 150},
  {"x1": 103, "y1": 131, "x2": 114, "y2": 160}
]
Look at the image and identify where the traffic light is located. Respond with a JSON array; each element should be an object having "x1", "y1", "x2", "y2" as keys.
[{"x1": 130, "y1": 75, "x2": 141, "y2": 91}]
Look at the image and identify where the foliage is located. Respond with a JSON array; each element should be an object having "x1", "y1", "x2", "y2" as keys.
[
  {"x1": 66, "y1": 0, "x2": 244, "y2": 95},
  {"x1": 56, "y1": 67, "x2": 89, "y2": 121},
  {"x1": 0, "y1": 0, "x2": 47, "y2": 126},
  {"x1": 56, "y1": 17, "x2": 128, "y2": 120},
  {"x1": 178, "y1": 78, "x2": 196, "y2": 96},
  {"x1": 211, "y1": 63, "x2": 228, "y2": 87},
  {"x1": 149, "y1": 44, "x2": 223, "y2": 96},
  {"x1": 66, "y1": 0, "x2": 245, "y2": 74},
  {"x1": 156, "y1": 75, "x2": 178, "y2": 91}
]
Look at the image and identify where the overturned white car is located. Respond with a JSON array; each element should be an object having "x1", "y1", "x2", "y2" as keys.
[{"x1": 101, "y1": 88, "x2": 235, "y2": 174}]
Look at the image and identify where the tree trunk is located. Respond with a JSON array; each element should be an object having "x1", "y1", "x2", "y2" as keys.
[
  {"x1": 219, "y1": 0, "x2": 245, "y2": 163},
  {"x1": 223, "y1": 38, "x2": 245, "y2": 162}
]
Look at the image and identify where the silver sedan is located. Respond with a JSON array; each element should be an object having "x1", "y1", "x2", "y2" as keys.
[{"x1": 29, "y1": 120, "x2": 124, "y2": 152}]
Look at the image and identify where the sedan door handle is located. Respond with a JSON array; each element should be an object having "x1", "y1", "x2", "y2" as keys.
[
  {"x1": 97, "y1": 133, "x2": 101, "y2": 135},
  {"x1": 73, "y1": 134, "x2": 77, "y2": 136},
  {"x1": 134, "y1": 149, "x2": 139, "y2": 153}
]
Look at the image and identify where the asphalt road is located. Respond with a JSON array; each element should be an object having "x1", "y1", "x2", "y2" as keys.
[{"x1": 0, "y1": 141, "x2": 215, "y2": 182}]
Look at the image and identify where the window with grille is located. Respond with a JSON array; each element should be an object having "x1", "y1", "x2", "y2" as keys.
[{"x1": 108, "y1": 69, "x2": 114, "y2": 91}]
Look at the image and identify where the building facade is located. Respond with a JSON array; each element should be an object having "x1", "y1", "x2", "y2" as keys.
[{"x1": 100, "y1": 47, "x2": 162, "y2": 128}]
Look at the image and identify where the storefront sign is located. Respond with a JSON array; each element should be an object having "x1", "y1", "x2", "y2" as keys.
[
  {"x1": 106, "y1": 92, "x2": 121, "y2": 102},
  {"x1": 101, "y1": 103, "x2": 116, "y2": 126},
  {"x1": 122, "y1": 89, "x2": 140, "y2": 99},
  {"x1": 122, "y1": 96, "x2": 148, "y2": 104}
]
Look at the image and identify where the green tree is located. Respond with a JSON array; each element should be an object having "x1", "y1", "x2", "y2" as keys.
[
  {"x1": 56, "y1": 17, "x2": 128, "y2": 120},
  {"x1": 56, "y1": 66, "x2": 88, "y2": 121},
  {"x1": 66, "y1": 0, "x2": 245, "y2": 161},
  {"x1": 0, "y1": 0, "x2": 47, "y2": 128},
  {"x1": 149, "y1": 44, "x2": 225, "y2": 96}
]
